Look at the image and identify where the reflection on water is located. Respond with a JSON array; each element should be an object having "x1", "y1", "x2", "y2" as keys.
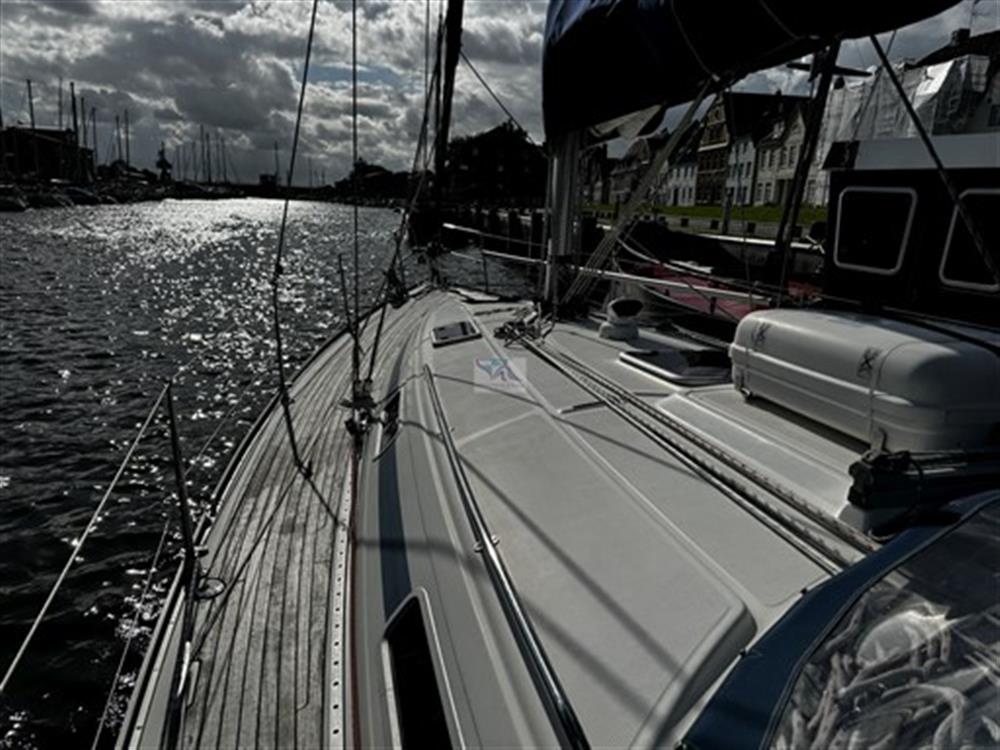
[{"x1": 0, "y1": 198, "x2": 418, "y2": 747}]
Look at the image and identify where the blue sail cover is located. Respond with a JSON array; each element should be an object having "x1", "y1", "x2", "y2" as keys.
[{"x1": 543, "y1": 0, "x2": 961, "y2": 139}]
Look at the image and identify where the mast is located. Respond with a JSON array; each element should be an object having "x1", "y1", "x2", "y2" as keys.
[
  {"x1": 124, "y1": 108, "x2": 130, "y2": 168},
  {"x1": 544, "y1": 132, "x2": 582, "y2": 310},
  {"x1": 116, "y1": 114, "x2": 123, "y2": 163},
  {"x1": 433, "y1": 0, "x2": 464, "y2": 196},
  {"x1": 90, "y1": 108, "x2": 98, "y2": 166},
  {"x1": 70, "y1": 82, "x2": 79, "y2": 181},
  {"x1": 199, "y1": 125, "x2": 206, "y2": 183},
  {"x1": 205, "y1": 126, "x2": 212, "y2": 184},
  {"x1": 58, "y1": 76, "x2": 64, "y2": 130},
  {"x1": 27, "y1": 79, "x2": 40, "y2": 179}
]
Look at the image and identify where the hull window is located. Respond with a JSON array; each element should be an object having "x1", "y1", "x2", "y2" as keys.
[
  {"x1": 939, "y1": 189, "x2": 1000, "y2": 292},
  {"x1": 834, "y1": 187, "x2": 916, "y2": 275},
  {"x1": 384, "y1": 597, "x2": 453, "y2": 749}
]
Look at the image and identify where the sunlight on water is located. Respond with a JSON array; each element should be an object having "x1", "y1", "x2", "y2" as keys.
[{"x1": 0, "y1": 198, "x2": 424, "y2": 748}]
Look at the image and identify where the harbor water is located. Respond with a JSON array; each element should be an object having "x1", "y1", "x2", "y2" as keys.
[{"x1": 0, "y1": 198, "x2": 481, "y2": 747}]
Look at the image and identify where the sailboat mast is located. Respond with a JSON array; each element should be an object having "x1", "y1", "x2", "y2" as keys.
[{"x1": 433, "y1": 0, "x2": 465, "y2": 195}]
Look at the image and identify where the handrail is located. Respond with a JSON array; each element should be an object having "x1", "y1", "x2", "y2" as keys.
[
  {"x1": 0, "y1": 382, "x2": 170, "y2": 695},
  {"x1": 423, "y1": 365, "x2": 590, "y2": 750}
]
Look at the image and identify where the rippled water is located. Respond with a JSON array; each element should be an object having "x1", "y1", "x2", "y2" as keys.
[{"x1": 0, "y1": 198, "x2": 435, "y2": 748}]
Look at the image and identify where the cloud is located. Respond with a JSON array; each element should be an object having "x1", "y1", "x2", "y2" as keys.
[{"x1": 0, "y1": 0, "x2": 983, "y2": 183}]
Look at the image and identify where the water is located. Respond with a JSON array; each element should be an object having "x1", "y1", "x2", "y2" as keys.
[{"x1": 0, "y1": 198, "x2": 430, "y2": 748}]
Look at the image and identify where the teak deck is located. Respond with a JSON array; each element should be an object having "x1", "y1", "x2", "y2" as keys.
[{"x1": 180, "y1": 292, "x2": 434, "y2": 749}]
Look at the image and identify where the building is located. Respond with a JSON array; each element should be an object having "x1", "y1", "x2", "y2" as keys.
[
  {"x1": 580, "y1": 143, "x2": 612, "y2": 204},
  {"x1": 0, "y1": 126, "x2": 94, "y2": 182},
  {"x1": 722, "y1": 92, "x2": 803, "y2": 207},
  {"x1": 805, "y1": 28, "x2": 999, "y2": 206},
  {"x1": 695, "y1": 97, "x2": 728, "y2": 204},
  {"x1": 608, "y1": 137, "x2": 652, "y2": 204},
  {"x1": 755, "y1": 98, "x2": 809, "y2": 206},
  {"x1": 659, "y1": 125, "x2": 701, "y2": 206},
  {"x1": 443, "y1": 120, "x2": 546, "y2": 206}
]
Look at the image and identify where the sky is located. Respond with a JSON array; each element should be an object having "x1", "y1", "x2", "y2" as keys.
[{"x1": 0, "y1": 0, "x2": 995, "y2": 185}]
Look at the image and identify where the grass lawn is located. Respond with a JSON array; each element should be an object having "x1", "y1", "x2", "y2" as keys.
[{"x1": 586, "y1": 202, "x2": 828, "y2": 226}]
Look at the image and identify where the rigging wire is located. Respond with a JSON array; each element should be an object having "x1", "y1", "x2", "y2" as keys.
[
  {"x1": 269, "y1": 0, "x2": 320, "y2": 477},
  {"x1": 0, "y1": 383, "x2": 170, "y2": 695},
  {"x1": 459, "y1": 50, "x2": 538, "y2": 147},
  {"x1": 350, "y1": 0, "x2": 363, "y2": 411},
  {"x1": 90, "y1": 516, "x2": 174, "y2": 750}
]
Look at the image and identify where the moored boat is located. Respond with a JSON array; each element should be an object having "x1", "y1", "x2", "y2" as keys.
[{"x1": 4, "y1": 1, "x2": 995, "y2": 748}]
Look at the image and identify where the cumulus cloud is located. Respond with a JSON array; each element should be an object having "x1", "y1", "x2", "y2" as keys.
[{"x1": 0, "y1": 0, "x2": 985, "y2": 182}]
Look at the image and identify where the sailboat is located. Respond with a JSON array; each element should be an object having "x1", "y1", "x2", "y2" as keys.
[{"x1": 106, "y1": 1, "x2": 1000, "y2": 748}]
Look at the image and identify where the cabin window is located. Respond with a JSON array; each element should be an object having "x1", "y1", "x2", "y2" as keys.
[
  {"x1": 834, "y1": 187, "x2": 916, "y2": 275},
  {"x1": 383, "y1": 596, "x2": 453, "y2": 749},
  {"x1": 939, "y1": 189, "x2": 1000, "y2": 292}
]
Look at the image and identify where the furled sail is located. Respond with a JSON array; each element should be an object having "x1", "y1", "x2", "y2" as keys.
[{"x1": 542, "y1": 0, "x2": 962, "y2": 138}]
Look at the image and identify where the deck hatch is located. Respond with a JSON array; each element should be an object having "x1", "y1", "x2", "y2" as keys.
[
  {"x1": 619, "y1": 347, "x2": 730, "y2": 385},
  {"x1": 431, "y1": 320, "x2": 481, "y2": 347},
  {"x1": 383, "y1": 597, "x2": 453, "y2": 749}
]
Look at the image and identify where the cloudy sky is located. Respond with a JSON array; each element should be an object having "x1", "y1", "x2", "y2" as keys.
[{"x1": 1, "y1": 0, "x2": 995, "y2": 184}]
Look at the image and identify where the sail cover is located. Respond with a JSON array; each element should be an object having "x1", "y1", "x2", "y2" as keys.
[{"x1": 543, "y1": 0, "x2": 961, "y2": 139}]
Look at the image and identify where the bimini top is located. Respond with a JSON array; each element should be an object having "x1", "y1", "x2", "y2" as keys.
[{"x1": 542, "y1": 0, "x2": 961, "y2": 139}]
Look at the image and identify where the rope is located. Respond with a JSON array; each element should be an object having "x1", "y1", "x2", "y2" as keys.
[
  {"x1": 0, "y1": 382, "x2": 170, "y2": 695},
  {"x1": 269, "y1": 0, "x2": 320, "y2": 477},
  {"x1": 459, "y1": 50, "x2": 539, "y2": 147}
]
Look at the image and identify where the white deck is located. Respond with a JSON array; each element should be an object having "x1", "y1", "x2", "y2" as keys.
[{"x1": 385, "y1": 292, "x2": 861, "y2": 746}]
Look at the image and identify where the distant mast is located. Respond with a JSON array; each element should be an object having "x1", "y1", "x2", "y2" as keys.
[
  {"x1": 26, "y1": 79, "x2": 40, "y2": 178},
  {"x1": 124, "y1": 108, "x2": 130, "y2": 168},
  {"x1": 91, "y1": 108, "x2": 98, "y2": 166},
  {"x1": 115, "y1": 115, "x2": 123, "y2": 163}
]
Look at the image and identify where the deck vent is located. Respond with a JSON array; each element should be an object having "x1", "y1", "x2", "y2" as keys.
[
  {"x1": 431, "y1": 320, "x2": 480, "y2": 347},
  {"x1": 384, "y1": 598, "x2": 452, "y2": 749}
]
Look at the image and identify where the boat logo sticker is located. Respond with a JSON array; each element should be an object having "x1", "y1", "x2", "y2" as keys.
[
  {"x1": 751, "y1": 322, "x2": 770, "y2": 350},
  {"x1": 857, "y1": 347, "x2": 881, "y2": 379},
  {"x1": 474, "y1": 356, "x2": 526, "y2": 393}
]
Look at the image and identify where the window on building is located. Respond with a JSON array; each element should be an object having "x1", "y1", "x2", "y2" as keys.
[
  {"x1": 789, "y1": 144, "x2": 797, "y2": 164},
  {"x1": 835, "y1": 187, "x2": 917, "y2": 275},
  {"x1": 989, "y1": 105, "x2": 1000, "y2": 127},
  {"x1": 757, "y1": 182, "x2": 763, "y2": 199},
  {"x1": 765, "y1": 183, "x2": 772, "y2": 202},
  {"x1": 939, "y1": 189, "x2": 1000, "y2": 291}
]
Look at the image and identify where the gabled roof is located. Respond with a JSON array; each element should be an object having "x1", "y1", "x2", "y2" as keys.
[
  {"x1": 756, "y1": 95, "x2": 810, "y2": 147},
  {"x1": 723, "y1": 92, "x2": 806, "y2": 141}
]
